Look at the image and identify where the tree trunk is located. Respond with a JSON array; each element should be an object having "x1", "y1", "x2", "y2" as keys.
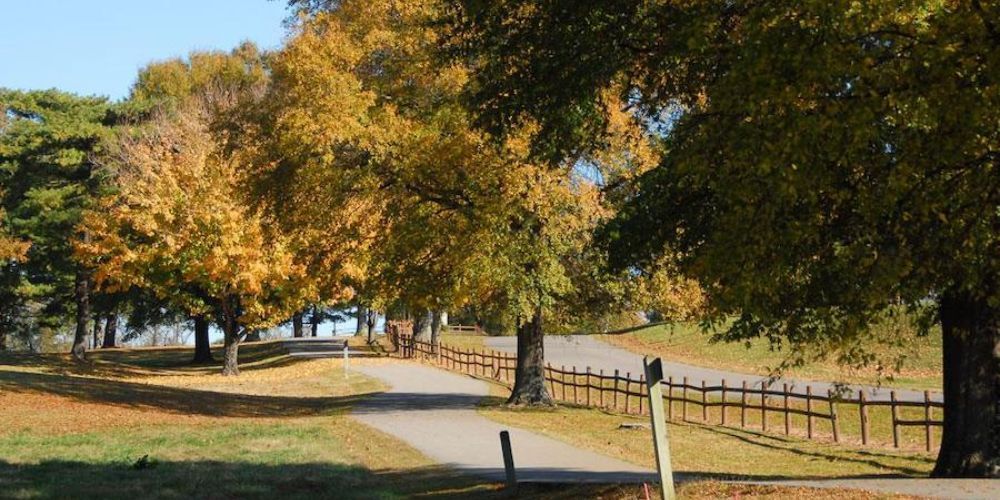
[
  {"x1": 310, "y1": 305, "x2": 319, "y2": 337},
  {"x1": 102, "y1": 314, "x2": 118, "y2": 348},
  {"x1": 222, "y1": 298, "x2": 240, "y2": 375},
  {"x1": 366, "y1": 309, "x2": 377, "y2": 343},
  {"x1": 192, "y1": 316, "x2": 214, "y2": 364},
  {"x1": 71, "y1": 270, "x2": 90, "y2": 362},
  {"x1": 355, "y1": 305, "x2": 367, "y2": 336},
  {"x1": 932, "y1": 292, "x2": 1000, "y2": 477},
  {"x1": 292, "y1": 312, "x2": 304, "y2": 338},
  {"x1": 92, "y1": 314, "x2": 103, "y2": 349},
  {"x1": 413, "y1": 309, "x2": 432, "y2": 343},
  {"x1": 0, "y1": 327, "x2": 6, "y2": 351},
  {"x1": 507, "y1": 307, "x2": 552, "y2": 405},
  {"x1": 430, "y1": 310, "x2": 444, "y2": 352}
]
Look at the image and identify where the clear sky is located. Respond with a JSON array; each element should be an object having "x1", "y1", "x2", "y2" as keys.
[{"x1": 0, "y1": 0, "x2": 289, "y2": 101}]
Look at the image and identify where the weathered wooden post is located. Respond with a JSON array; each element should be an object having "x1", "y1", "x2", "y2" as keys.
[
  {"x1": 499, "y1": 430, "x2": 517, "y2": 492},
  {"x1": 343, "y1": 342, "x2": 350, "y2": 379},
  {"x1": 644, "y1": 357, "x2": 677, "y2": 500}
]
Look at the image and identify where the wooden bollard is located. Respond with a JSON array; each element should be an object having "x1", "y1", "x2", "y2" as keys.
[
  {"x1": 500, "y1": 430, "x2": 517, "y2": 491},
  {"x1": 828, "y1": 389, "x2": 840, "y2": 443},
  {"x1": 924, "y1": 390, "x2": 932, "y2": 452},
  {"x1": 599, "y1": 369, "x2": 605, "y2": 408},
  {"x1": 859, "y1": 390, "x2": 870, "y2": 446},
  {"x1": 806, "y1": 386, "x2": 814, "y2": 439},
  {"x1": 761, "y1": 383, "x2": 768, "y2": 433},
  {"x1": 783, "y1": 383, "x2": 790, "y2": 436},
  {"x1": 890, "y1": 390, "x2": 900, "y2": 448}
]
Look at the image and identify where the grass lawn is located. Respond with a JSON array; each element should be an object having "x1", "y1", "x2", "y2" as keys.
[
  {"x1": 1, "y1": 342, "x2": 930, "y2": 499},
  {"x1": 599, "y1": 322, "x2": 942, "y2": 390},
  {"x1": 0, "y1": 346, "x2": 506, "y2": 499}
]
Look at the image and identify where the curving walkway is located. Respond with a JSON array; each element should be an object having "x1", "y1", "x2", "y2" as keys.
[{"x1": 350, "y1": 363, "x2": 658, "y2": 483}]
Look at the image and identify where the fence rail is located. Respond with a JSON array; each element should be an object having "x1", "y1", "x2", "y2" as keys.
[{"x1": 388, "y1": 332, "x2": 944, "y2": 452}]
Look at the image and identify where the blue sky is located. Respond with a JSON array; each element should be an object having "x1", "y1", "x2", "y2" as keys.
[{"x1": 0, "y1": 1, "x2": 289, "y2": 101}]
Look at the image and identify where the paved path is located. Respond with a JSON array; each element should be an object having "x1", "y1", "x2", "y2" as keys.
[
  {"x1": 485, "y1": 335, "x2": 940, "y2": 402},
  {"x1": 350, "y1": 361, "x2": 997, "y2": 498},
  {"x1": 351, "y1": 363, "x2": 657, "y2": 483}
]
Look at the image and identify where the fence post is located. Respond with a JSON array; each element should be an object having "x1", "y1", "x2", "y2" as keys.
[
  {"x1": 547, "y1": 364, "x2": 555, "y2": 395},
  {"x1": 639, "y1": 375, "x2": 646, "y2": 415},
  {"x1": 613, "y1": 369, "x2": 620, "y2": 411},
  {"x1": 859, "y1": 390, "x2": 870, "y2": 446},
  {"x1": 783, "y1": 383, "x2": 790, "y2": 436},
  {"x1": 599, "y1": 369, "x2": 605, "y2": 408},
  {"x1": 573, "y1": 367, "x2": 579, "y2": 404},
  {"x1": 828, "y1": 389, "x2": 840, "y2": 443},
  {"x1": 667, "y1": 376, "x2": 674, "y2": 420},
  {"x1": 626, "y1": 372, "x2": 633, "y2": 414},
  {"x1": 682, "y1": 376, "x2": 688, "y2": 422},
  {"x1": 586, "y1": 367, "x2": 592, "y2": 407},
  {"x1": 924, "y1": 390, "x2": 932, "y2": 452},
  {"x1": 890, "y1": 390, "x2": 900, "y2": 448},
  {"x1": 701, "y1": 380, "x2": 708, "y2": 422},
  {"x1": 806, "y1": 386, "x2": 814, "y2": 439},
  {"x1": 561, "y1": 366, "x2": 567, "y2": 401},
  {"x1": 721, "y1": 379, "x2": 728, "y2": 426},
  {"x1": 740, "y1": 381, "x2": 748, "y2": 428}
]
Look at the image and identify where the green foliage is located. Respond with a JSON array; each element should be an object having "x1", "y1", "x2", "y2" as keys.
[{"x1": 454, "y1": 0, "x2": 1000, "y2": 362}]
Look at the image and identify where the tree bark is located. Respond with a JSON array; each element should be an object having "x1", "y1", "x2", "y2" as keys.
[
  {"x1": 292, "y1": 312, "x2": 304, "y2": 338},
  {"x1": 71, "y1": 270, "x2": 90, "y2": 362},
  {"x1": 92, "y1": 314, "x2": 103, "y2": 349},
  {"x1": 933, "y1": 291, "x2": 1000, "y2": 477},
  {"x1": 192, "y1": 315, "x2": 214, "y2": 364},
  {"x1": 310, "y1": 305, "x2": 319, "y2": 337},
  {"x1": 221, "y1": 297, "x2": 241, "y2": 376},
  {"x1": 413, "y1": 309, "x2": 432, "y2": 343},
  {"x1": 355, "y1": 305, "x2": 367, "y2": 336},
  {"x1": 0, "y1": 327, "x2": 6, "y2": 351},
  {"x1": 507, "y1": 307, "x2": 552, "y2": 405},
  {"x1": 430, "y1": 310, "x2": 444, "y2": 352},
  {"x1": 102, "y1": 314, "x2": 117, "y2": 348},
  {"x1": 366, "y1": 309, "x2": 377, "y2": 343}
]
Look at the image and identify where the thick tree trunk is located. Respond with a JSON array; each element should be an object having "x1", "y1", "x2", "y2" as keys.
[
  {"x1": 413, "y1": 309, "x2": 432, "y2": 343},
  {"x1": 292, "y1": 312, "x2": 304, "y2": 338},
  {"x1": 507, "y1": 307, "x2": 552, "y2": 405},
  {"x1": 0, "y1": 328, "x2": 6, "y2": 351},
  {"x1": 933, "y1": 292, "x2": 1000, "y2": 477},
  {"x1": 192, "y1": 316, "x2": 214, "y2": 364},
  {"x1": 92, "y1": 314, "x2": 103, "y2": 349},
  {"x1": 310, "y1": 305, "x2": 319, "y2": 337},
  {"x1": 430, "y1": 310, "x2": 444, "y2": 352},
  {"x1": 71, "y1": 271, "x2": 90, "y2": 362},
  {"x1": 102, "y1": 314, "x2": 117, "y2": 348},
  {"x1": 222, "y1": 298, "x2": 240, "y2": 375},
  {"x1": 355, "y1": 305, "x2": 367, "y2": 336}
]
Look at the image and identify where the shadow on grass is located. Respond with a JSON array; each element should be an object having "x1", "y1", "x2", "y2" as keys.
[
  {"x1": 0, "y1": 370, "x2": 499, "y2": 418},
  {"x1": 0, "y1": 459, "x2": 667, "y2": 500}
]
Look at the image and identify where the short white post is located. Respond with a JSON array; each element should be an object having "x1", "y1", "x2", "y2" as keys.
[{"x1": 343, "y1": 343, "x2": 350, "y2": 378}]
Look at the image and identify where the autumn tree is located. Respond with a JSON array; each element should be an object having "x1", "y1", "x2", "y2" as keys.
[
  {"x1": 0, "y1": 90, "x2": 115, "y2": 361},
  {"x1": 79, "y1": 96, "x2": 307, "y2": 375},
  {"x1": 269, "y1": 0, "x2": 661, "y2": 404},
  {"x1": 454, "y1": 0, "x2": 1000, "y2": 476}
]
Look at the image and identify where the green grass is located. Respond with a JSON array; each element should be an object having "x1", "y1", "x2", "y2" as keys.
[{"x1": 600, "y1": 322, "x2": 942, "y2": 390}]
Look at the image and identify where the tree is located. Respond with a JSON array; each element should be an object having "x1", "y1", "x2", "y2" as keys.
[
  {"x1": 79, "y1": 96, "x2": 307, "y2": 375},
  {"x1": 453, "y1": 0, "x2": 1000, "y2": 476},
  {"x1": 0, "y1": 90, "x2": 115, "y2": 361},
  {"x1": 0, "y1": 202, "x2": 28, "y2": 351}
]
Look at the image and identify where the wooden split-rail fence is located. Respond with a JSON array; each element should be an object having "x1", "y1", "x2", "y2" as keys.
[{"x1": 389, "y1": 332, "x2": 944, "y2": 453}]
